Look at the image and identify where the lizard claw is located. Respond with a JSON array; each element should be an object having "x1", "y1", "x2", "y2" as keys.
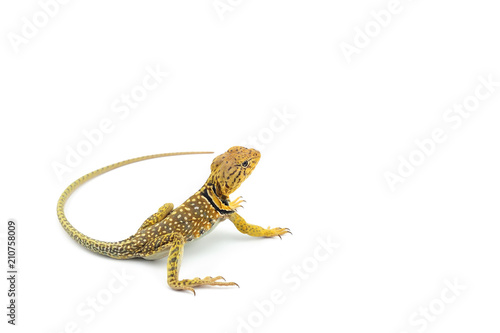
[
  {"x1": 263, "y1": 227, "x2": 292, "y2": 238},
  {"x1": 229, "y1": 196, "x2": 245, "y2": 210}
]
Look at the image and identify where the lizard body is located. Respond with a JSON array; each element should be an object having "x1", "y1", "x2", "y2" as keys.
[{"x1": 57, "y1": 146, "x2": 290, "y2": 294}]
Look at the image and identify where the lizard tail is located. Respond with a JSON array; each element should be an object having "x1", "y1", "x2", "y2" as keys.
[{"x1": 56, "y1": 151, "x2": 213, "y2": 259}]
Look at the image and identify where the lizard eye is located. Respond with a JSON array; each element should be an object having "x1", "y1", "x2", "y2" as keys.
[{"x1": 241, "y1": 160, "x2": 249, "y2": 168}]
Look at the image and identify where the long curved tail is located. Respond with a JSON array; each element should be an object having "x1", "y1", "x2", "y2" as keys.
[{"x1": 57, "y1": 151, "x2": 213, "y2": 259}]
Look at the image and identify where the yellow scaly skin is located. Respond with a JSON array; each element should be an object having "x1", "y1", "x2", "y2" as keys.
[{"x1": 57, "y1": 146, "x2": 290, "y2": 295}]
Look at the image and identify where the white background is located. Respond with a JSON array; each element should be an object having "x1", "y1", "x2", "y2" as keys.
[{"x1": 1, "y1": 0, "x2": 500, "y2": 332}]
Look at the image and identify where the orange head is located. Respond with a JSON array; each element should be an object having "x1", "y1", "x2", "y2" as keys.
[{"x1": 207, "y1": 146, "x2": 261, "y2": 197}]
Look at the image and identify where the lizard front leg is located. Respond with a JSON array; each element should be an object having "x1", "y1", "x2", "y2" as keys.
[
  {"x1": 228, "y1": 212, "x2": 291, "y2": 238},
  {"x1": 165, "y1": 233, "x2": 238, "y2": 295},
  {"x1": 136, "y1": 203, "x2": 174, "y2": 232}
]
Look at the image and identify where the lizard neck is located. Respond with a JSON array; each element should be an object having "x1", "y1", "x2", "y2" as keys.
[
  {"x1": 199, "y1": 183, "x2": 233, "y2": 215},
  {"x1": 203, "y1": 172, "x2": 229, "y2": 201}
]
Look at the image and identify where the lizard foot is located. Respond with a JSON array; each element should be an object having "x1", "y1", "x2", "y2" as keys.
[
  {"x1": 229, "y1": 196, "x2": 246, "y2": 210},
  {"x1": 171, "y1": 276, "x2": 239, "y2": 296},
  {"x1": 263, "y1": 227, "x2": 292, "y2": 239}
]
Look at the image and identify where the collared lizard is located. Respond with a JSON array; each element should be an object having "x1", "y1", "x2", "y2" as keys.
[{"x1": 57, "y1": 146, "x2": 290, "y2": 294}]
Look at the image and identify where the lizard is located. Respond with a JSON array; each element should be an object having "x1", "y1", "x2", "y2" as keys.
[{"x1": 57, "y1": 146, "x2": 290, "y2": 295}]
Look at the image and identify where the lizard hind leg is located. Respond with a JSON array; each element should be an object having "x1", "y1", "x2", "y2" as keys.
[
  {"x1": 137, "y1": 203, "x2": 174, "y2": 232},
  {"x1": 166, "y1": 233, "x2": 239, "y2": 295}
]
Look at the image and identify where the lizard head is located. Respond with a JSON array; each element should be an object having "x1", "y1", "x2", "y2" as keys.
[{"x1": 208, "y1": 146, "x2": 261, "y2": 197}]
